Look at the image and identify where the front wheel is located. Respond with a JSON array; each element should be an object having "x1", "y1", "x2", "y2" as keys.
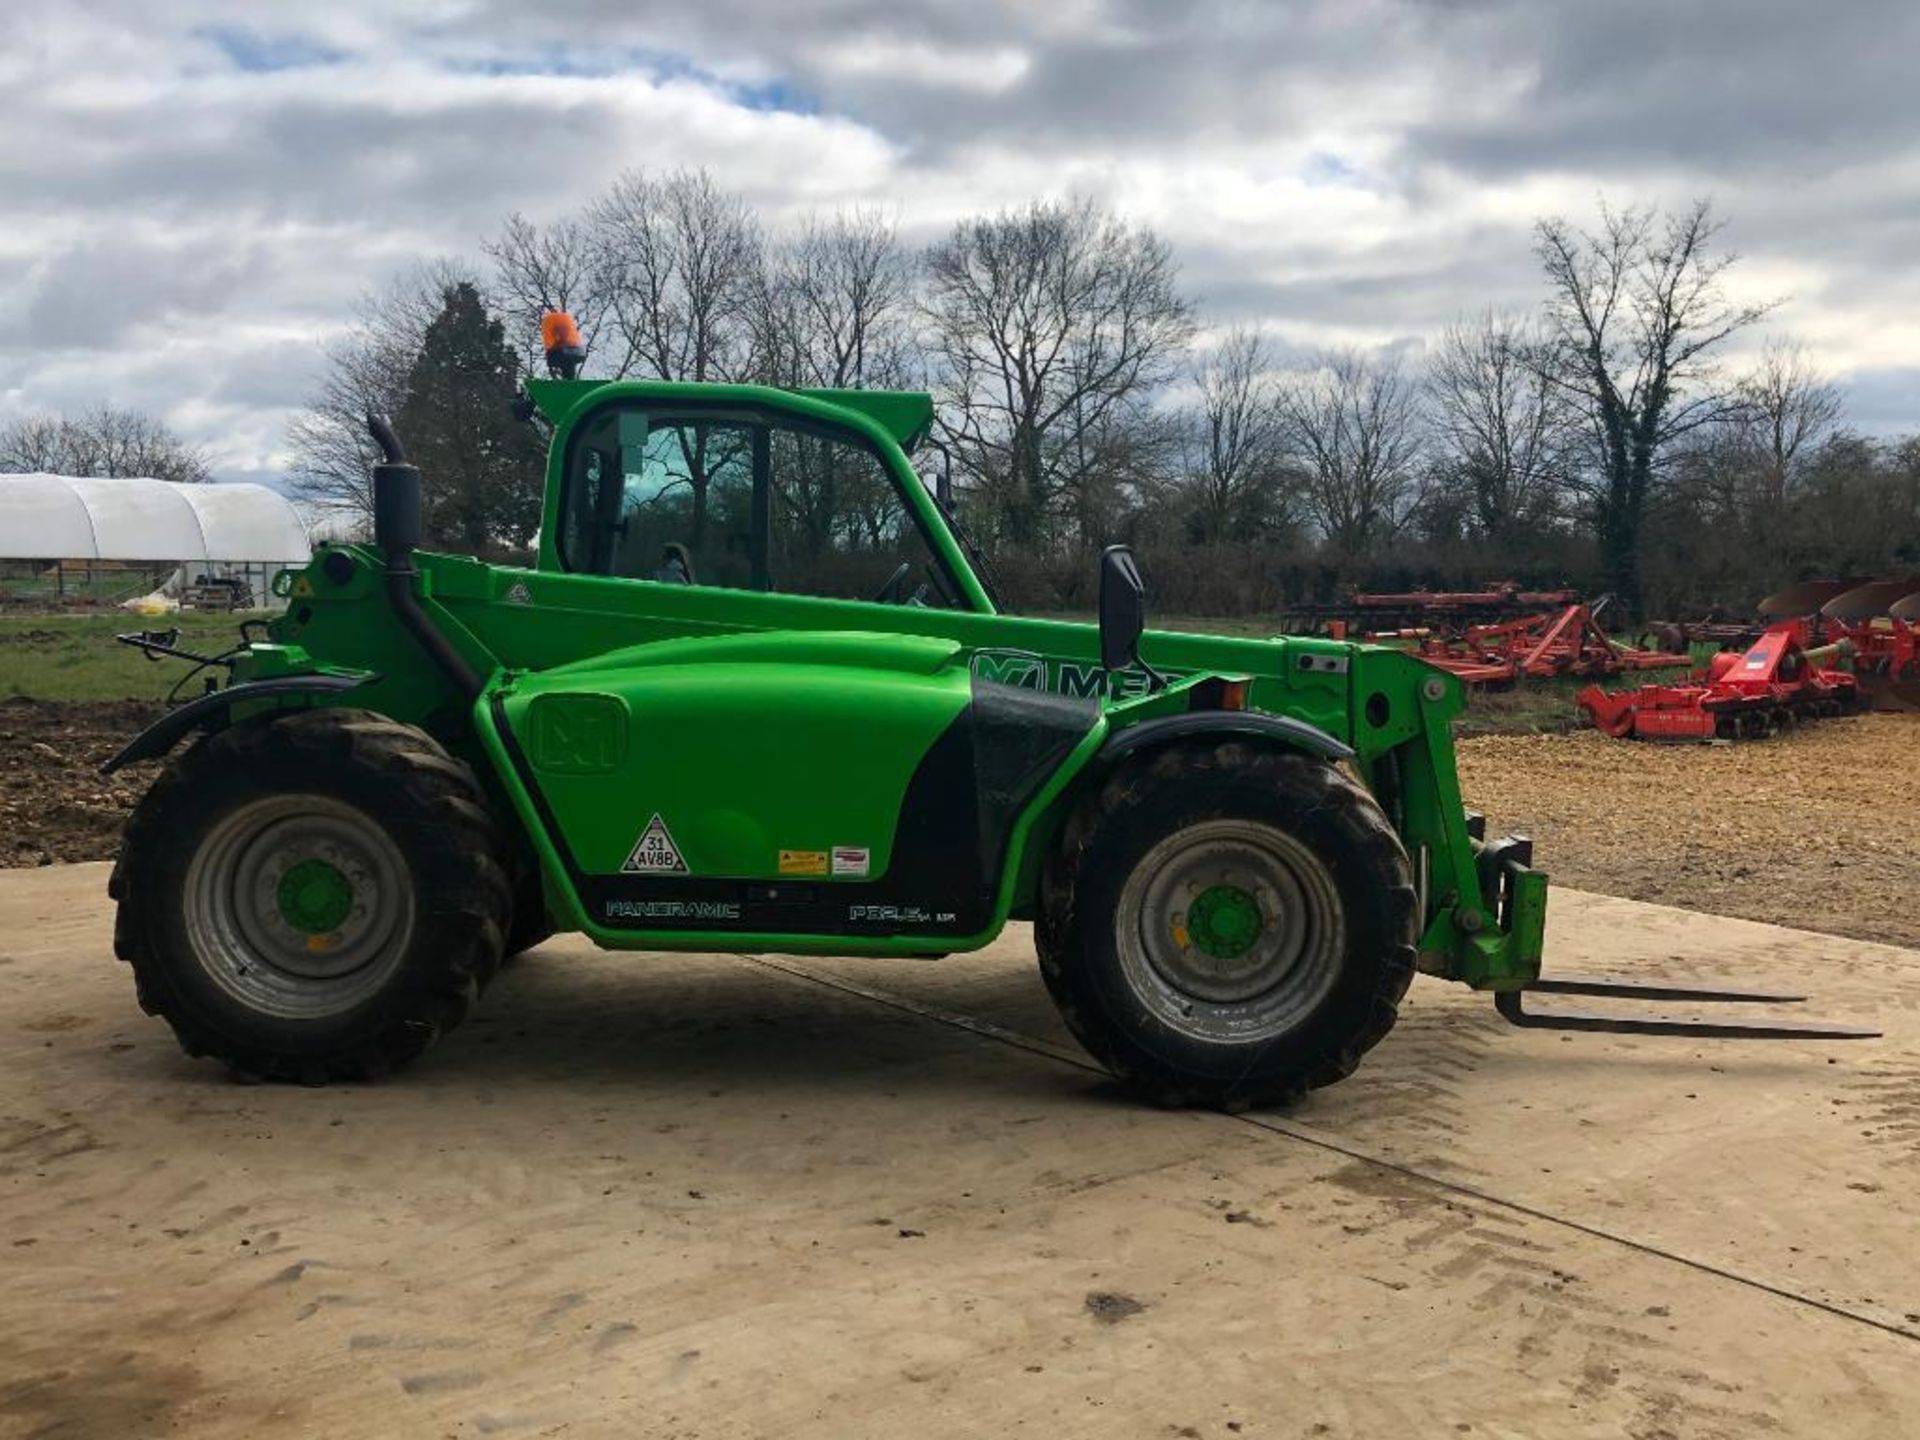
[
  {"x1": 1038, "y1": 743, "x2": 1417, "y2": 1110},
  {"x1": 109, "y1": 708, "x2": 512, "y2": 1082}
]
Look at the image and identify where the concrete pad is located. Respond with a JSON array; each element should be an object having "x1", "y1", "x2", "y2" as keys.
[{"x1": 2, "y1": 862, "x2": 1915, "y2": 1439}]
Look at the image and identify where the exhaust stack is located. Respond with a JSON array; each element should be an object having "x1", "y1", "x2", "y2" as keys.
[{"x1": 365, "y1": 415, "x2": 482, "y2": 701}]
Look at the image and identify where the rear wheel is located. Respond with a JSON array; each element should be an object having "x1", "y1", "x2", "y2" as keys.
[
  {"x1": 1038, "y1": 742, "x2": 1417, "y2": 1110},
  {"x1": 110, "y1": 708, "x2": 511, "y2": 1082}
]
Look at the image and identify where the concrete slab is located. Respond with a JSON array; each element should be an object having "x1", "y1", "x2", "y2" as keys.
[{"x1": 2, "y1": 862, "x2": 1915, "y2": 1438}]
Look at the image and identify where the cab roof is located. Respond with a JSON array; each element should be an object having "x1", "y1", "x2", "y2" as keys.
[{"x1": 524, "y1": 378, "x2": 935, "y2": 452}]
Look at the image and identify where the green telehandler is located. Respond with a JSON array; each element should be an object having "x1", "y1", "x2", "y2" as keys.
[{"x1": 103, "y1": 356, "x2": 1873, "y2": 1107}]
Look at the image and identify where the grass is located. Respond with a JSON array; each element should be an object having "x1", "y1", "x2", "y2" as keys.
[
  {"x1": 0, "y1": 613, "x2": 264, "y2": 703},
  {"x1": 1450, "y1": 677, "x2": 1591, "y2": 736}
]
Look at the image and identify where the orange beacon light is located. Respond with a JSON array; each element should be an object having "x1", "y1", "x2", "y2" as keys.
[{"x1": 541, "y1": 310, "x2": 586, "y2": 380}]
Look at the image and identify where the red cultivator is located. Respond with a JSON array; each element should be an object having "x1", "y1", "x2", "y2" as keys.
[
  {"x1": 1311, "y1": 589, "x2": 1688, "y2": 687},
  {"x1": 1404, "y1": 602, "x2": 1687, "y2": 686},
  {"x1": 1577, "y1": 623, "x2": 1861, "y2": 741},
  {"x1": 1606, "y1": 573, "x2": 1920, "y2": 738},
  {"x1": 1288, "y1": 583, "x2": 1578, "y2": 632}
]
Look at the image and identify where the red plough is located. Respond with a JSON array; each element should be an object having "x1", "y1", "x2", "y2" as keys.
[
  {"x1": 1820, "y1": 580, "x2": 1920, "y2": 707},
  {"x1": 1577, "y1": 622, "x2": 1860, "y2": 741}
]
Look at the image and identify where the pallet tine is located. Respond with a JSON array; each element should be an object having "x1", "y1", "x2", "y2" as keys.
[
  {"x1": 1527, "y1": 973, "x2": 1808, "y2": 1005},
  {"x1": 1494, "y1": 986, "x2": 1880, "y2": 1039}
]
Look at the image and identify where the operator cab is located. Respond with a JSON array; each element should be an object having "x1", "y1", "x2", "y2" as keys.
[{"x1": 558, "y1": 402, "x2": 965, "y2": 610}]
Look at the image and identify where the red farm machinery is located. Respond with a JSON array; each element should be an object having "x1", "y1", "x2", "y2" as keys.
[
  {"x1": 1296, "y1": 585, "x2": 1687, "y2": 687},
  {"x1": 1576, "y1": 575, "x2": 1920, "y2": 741}
]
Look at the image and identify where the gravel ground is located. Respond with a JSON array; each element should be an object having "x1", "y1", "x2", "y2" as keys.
[
  {"x1": 1458, "y1": 711, "x2": 1920, "y2": 950},
  {"x1": 5, "y1": 697, "x2": 1915, "y2": 951}
]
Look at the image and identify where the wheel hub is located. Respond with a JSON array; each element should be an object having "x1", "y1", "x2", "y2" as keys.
[
  {"x1": 1184, "y1": 883, "x2": 1264, "y2": 960},
  {"x1": 1116, "y1": 818, "x2": 1347, "y2": 1039},
  {"x1": 183, "y1": 794, "x2": 415, "y2": 1019},
  {"x1": 276, "y1": 858, "x2": 354, "y2": 935}
]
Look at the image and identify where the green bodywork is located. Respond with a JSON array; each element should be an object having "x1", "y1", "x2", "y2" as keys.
[{"x1": 236, "y1": 377, "x2": 1547, "y2": 989}]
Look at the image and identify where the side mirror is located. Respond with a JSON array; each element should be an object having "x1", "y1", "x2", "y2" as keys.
[
  {"x1": 1098, "y1": 544, "x2": 1146, "y2": 674},
  {"x1": 921, "y1": 437, "x2": 956, "y2": 509}
]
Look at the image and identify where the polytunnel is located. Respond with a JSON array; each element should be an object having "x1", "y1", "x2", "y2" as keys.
[{"x1": 0, "y1": 473, "x2": 311, "y2": 608}]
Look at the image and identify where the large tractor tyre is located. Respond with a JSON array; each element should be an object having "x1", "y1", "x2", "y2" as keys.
[
  {"x1": 1038, "y1": 742, "x2": 1417, "y2": 1111},
  {"x1": 109, "y1": 708, "x2": 512, "y2": 1083}
]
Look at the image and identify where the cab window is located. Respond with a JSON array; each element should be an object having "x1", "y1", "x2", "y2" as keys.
[{"x1": 560, "y1": 407, "x2": 960, "y2": 608}]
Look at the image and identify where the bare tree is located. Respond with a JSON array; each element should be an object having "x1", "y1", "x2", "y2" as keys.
[
  {"x1": 1534, "y1": 199, "x2": 1773, "y2": 618},
  {"x1": 754, "y1": 211, "x2": 916, "y2": 559},
  {"x1": 1276, "y1": 349, "x2": 1424, "y2": 557},
  {"x1": 1736, "y1": 337, "x2": 1843, "y2": 509},
  {"x1": 1182, "y1": 327, "x2": 1293, "y2": 543},
  {"x1": 587, "y1": 168, "x2": 765, "y2": 384},
  {"x1": 923, "y1": 197, "x2": 1195, "y2": 549},
  {"x1": 756, "y1": 209, "x2": 913, "y2": 390},
  {"x1": 483, "y1": 212, "x2": 613, "y2": 378},
  {"x1": 0, "y1": 405, "x2": 211, "y2": 484},
  {"x1": 576, "y1": 169, "x2": 767, "y2": 548},
  {"x1": 1425, "y1": 310, "x2": 1568, "y2": 542},
  {"x1": 285, "y1": 259, "x2": 478, "y2": 524}
]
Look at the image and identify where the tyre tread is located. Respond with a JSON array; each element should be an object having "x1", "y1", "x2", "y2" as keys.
[
  {"x1": 111, "y1": 707, "x2": 511, "y2": 1082},
  {"x1": 1037, "y1": 741, "x2": 1417, "y2": 1110}
]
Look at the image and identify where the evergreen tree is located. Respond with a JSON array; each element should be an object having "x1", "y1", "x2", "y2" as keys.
[{"x1": 396, "y1": 282, "x2": 544, "y2": 554}]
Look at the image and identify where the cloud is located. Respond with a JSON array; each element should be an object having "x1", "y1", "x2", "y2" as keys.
[
  {"x1": 0, "y1": 0, "x2": 1915, "y2": 485},
  {"x1": 194, "y1": 24, "x2": 349, "y2": 74}
]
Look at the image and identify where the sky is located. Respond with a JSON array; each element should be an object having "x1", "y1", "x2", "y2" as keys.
[{"x1": 2, "y1": 0, "x2": 1917, "y2": 485}]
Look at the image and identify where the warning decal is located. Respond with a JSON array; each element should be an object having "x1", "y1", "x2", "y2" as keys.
[
  {"x1": 621, "y1": 813, "x2": 689, "y2": 874},
  {"x1": 779, "y1": 849, "x2": 830, "y2": 876}
]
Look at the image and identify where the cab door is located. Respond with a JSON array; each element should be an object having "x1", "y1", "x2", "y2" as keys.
[{"x1": 555, "y1": 402, "x2": 974, "y2": 621}]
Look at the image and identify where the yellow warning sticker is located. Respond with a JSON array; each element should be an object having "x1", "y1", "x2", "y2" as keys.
[{"x1": 778, "y1": 849, "x2": 830, "y2": 877}]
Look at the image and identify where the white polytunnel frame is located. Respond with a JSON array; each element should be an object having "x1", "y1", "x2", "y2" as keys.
[
  {"x1": 0, "y1": 473, "x2": 313, "y2": 609},
  {"x1": 0, "y1": 474, "x2": 310, "y2": 564}
]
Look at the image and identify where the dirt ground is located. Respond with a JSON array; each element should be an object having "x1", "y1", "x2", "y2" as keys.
[
  {"x1": 7, "y1": 698, "x2": 1915, "y2": 952},
  {"x1": 3, "y1": 865, "x2": 1916, "y2": 1438},
  {"x1": 1458, "y1": 712, "x2": 1920, "y2": 950},
  {"x1": 0, "y1": 699, "x2": 159, "y2": 867}
]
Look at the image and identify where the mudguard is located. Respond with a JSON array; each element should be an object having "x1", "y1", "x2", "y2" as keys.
[
  {"x1": 1099, "y1": 709, "x2": 1354, "y2": 765},
  {"x1": 99, "y1": 674, "x2": 375, "y2": 775}
]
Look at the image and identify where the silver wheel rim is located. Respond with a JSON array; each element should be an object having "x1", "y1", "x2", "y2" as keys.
[
  {"x1": 1115, "y1": 818, "x2": 1345, "y2": 1044},
  {"x1": 182, "y1": 794, "x2": 415, "y2": 1021}
]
